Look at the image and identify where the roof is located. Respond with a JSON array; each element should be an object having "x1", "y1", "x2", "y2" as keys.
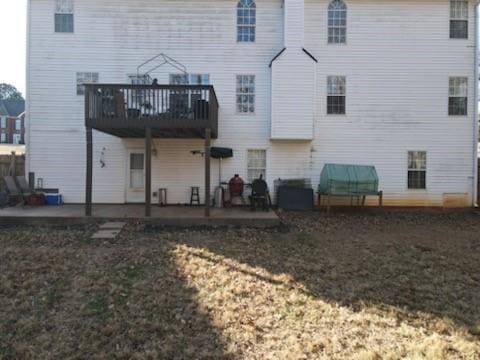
[{"x1": 0, "y1": 100, "x2": 25, "y2": 117}]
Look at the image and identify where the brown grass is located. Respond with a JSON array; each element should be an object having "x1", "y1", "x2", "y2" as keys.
[{"x1": 1, "y1": 209, "x2": 479, "y2": 359}]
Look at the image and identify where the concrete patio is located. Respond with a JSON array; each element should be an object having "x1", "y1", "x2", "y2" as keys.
[{"x1": 0, "y1": 204, "x2": 280, "y2": 227}]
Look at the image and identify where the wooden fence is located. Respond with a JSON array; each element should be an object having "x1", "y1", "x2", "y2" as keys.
[{"x1": 0, "y1": 152, "x2": 25, "y2": 191}]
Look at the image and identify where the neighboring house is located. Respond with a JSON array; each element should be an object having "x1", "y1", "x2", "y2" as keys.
[
  {"x1": 0, "y1": 100, "x2": 25, "y2": 145},
  {"x1": 27, "y1": 0, "x2": 479, "y2": 210}
]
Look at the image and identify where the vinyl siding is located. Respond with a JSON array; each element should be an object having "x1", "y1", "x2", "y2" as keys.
[{"x1": 27, "y1": 0, "x2": 477, "y2": 206}]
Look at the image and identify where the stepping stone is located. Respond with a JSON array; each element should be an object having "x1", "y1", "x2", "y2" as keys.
[
  {"x1": 91, "y1": 229, "x2": 122, "y2": 239},
  {"x1": 100, "y1": 222, "x2": 126, "y2": 230}
]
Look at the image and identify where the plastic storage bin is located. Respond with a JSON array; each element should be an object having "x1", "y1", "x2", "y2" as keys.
[{"x1": 44, "y1": 193, "x2": 62, "y2": 205}]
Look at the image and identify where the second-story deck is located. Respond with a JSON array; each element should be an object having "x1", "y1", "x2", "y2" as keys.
[{"x1": 85, "y1": 84, "x2": 219, "y2": 139}]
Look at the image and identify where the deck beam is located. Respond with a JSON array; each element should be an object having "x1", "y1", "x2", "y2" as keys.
[
  {"x1": 145, "y1": 127, "x2": 152, "y2": 217},
  {"x1": 205, "y1": 128, "x2": 211, "y2": 218},
  {"x1": 85, "y1": 127, "x2": 93, "y2": 216}
]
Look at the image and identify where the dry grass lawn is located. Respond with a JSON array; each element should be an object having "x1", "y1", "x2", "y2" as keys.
[{"x1": 1, "y1": 209, "x2": 480, "y2": 359}]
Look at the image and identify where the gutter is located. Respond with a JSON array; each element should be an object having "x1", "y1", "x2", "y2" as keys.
[{"x1": 474, "y1": 1, "x2": 479, "y2": 206}]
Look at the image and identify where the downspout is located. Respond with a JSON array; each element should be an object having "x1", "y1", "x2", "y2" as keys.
[
  {"x1": 25, "y1": 0, "x2": 31, "y2": 176},
  {"x1": 473, "y1": 1, "x2": 479, "y2": 206}
]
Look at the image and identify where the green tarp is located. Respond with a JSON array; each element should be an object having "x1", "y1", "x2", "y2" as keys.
[{"x1": 319, "y1": 164, "x2": 379, "y2": 196}]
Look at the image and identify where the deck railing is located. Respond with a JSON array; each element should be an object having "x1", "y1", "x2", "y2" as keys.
[{"x1": 85, "y1": 84, "x2": 218, "y2": 135}]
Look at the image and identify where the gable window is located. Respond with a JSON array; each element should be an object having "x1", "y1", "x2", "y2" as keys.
[
  {"x1": 328, "y1": 0, "x2": 347, "y2": 44},
  {"x1": 449, "y1": 77, "x2": 468, "y2": 115},
  {"x1": 237, "y1": 0, "x2": 256, "y2": 42},
  {"x1": 327, "y1": 76, "x2": 346, "y2": 114},
  {"x1": 76, "y1": 72, "x2": 99, "y2": 95},
  {"x1": 55, "y1": 0, "x2": 74, "y2": 33},
  {"x1": 408, "y1": 151, "x2": 427, "y2": 189},
  {"x1": 450, "y1": 0, "x2": 468, "y2": 39},
  {"x1": 236, "y1": 75, "x2": 255, "y2": 113},
  {"x1": 247, "y1": 149, "x2": 266, "y2": 182}
]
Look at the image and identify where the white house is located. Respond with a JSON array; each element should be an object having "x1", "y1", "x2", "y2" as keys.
[{"x1": 26, "y1": 0, "x2": 479, "y2": 215}]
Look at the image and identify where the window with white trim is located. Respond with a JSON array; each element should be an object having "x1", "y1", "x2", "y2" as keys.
[
  {"x1": 449, "y1": 77, "x2": 468, "y2": 116},
  {"x1": 0, "y1": 117, "x2": 6, "y2": 129},
  {"x1": 15, "y1": 119, "x2": 21, "y2": 131},
  {"x1": 13, "y1": 134, "x2": 21, "y2": 145},
  {"x1": 236, "y1": 75, "x2": 255, "y2": 113},
  {"x1": 328, "y1": 0, "x2": 347, "y2": 44},
  {"x1": 247, "y1": 150, "x2": 266, "y2": 182},
  {"x1": 55, "y1": 0, "x2": 74, "y2": 33},
  {"x1": 237, "y1": 0, "x2": 256, "y2": 42},
  {"x1": 327, "y1": 76, "x2": 346, "y2": 114},
  {"x1": 450, "y1": 0, "x2": 468, "y2": 39},
  {"x1": 408, "y1": 151, "x2": 427, "y2": 189},
  {"x1": 0, "y1": 133, "x2": 6, "y2": 143},
  {"x1": 76, "y1": 72, "x2": 99, "y2": 95}
]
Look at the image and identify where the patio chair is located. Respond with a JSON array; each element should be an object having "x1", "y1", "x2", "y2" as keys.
[
  {"x1": 249, "y1": 175, "x2": 270, "y2": 211},
  {"x1": 2, "y1": 176, "x2": 25, "y2": 206}
]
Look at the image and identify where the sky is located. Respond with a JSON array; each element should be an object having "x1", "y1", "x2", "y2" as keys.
[{"x1": 0, "y1": 0, "x2": 26, "y2": 97}]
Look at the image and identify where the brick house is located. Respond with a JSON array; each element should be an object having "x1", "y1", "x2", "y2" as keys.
[{"x1": 0, "y1": 100, "x2": 25, "y2": 144}]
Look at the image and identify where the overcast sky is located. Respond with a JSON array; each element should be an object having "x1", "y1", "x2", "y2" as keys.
[{"x1": 0, "y1": 0, "x2": 26, "y2": 97}]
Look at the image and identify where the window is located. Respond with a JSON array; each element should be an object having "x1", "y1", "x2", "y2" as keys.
[
  {"x1": 55, "y1": 0, "x2": 74, "y2": 33},
  {"x1": 247, "y1": 150, "x2": 266, "y2": 182},
  {"x1": 0, "y1": 117, "x2": 5, "y2": 129},
  {"x1": 327, "y1": 76, "x2": 346, "y2": 114},
  {"x1": 15, "y1": 119, "x2": 21, "y2": 131},
  {"x1": 449, "y1": 77, "x2": 468, "y2": 115},
  {"x1": 328, "y1": 0, "x2": 347, "y2": 44},
  {"x1": 450, "y1": 0, "x2": 468, "y2": 39},
  {"x1": 408, "y1": 151, "x2": 427, "y2": 189},
  {"x1": 13, "y1": 134, "x2": 21, "y2": 145},
  {"x1": 0, "y1": 133, "x2": 6, "y2": 143},
  {"x1": 129, "y1": 153, "x2": 145, "y2": 189},
  {"x1": 169, "y1": 74, "x2": 210, "y2": 85},
  {"x1": 169, "y1": 74, "x2": 210, "y2": 112},
  {"x1": 76, "y1": 72, "x2": 99, "y2": 95},
  {"x1": 236, "y1": 75, "x2": 255, "y2": 113},
  {"x1": 237, "y1": 0, "x2": 256, "y2": 42}
]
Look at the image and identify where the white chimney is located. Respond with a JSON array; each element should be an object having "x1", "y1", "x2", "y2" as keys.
[{"x1": 284, "y1": 0, "x2": 304, "y2": 48}]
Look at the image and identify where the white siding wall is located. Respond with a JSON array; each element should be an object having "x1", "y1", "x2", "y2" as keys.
[{"x1": 27, "y1": 0, "x2": 477, "y2": 206}]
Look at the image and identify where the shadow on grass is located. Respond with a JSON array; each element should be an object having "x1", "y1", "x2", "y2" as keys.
[
  {"x1": 174, "y1": 210, "x2": 480, "y2": 335},
  {"x1": 0, "y1": 228, "x2": 231, "y2": 359}
]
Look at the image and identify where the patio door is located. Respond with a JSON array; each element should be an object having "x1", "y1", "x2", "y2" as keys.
[{"x1": 126, "y1": 151, "x2": 145, "y2": 203}]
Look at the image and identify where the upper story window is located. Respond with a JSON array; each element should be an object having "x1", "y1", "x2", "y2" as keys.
[
  {"x1": 449, "y1": 77, "x2": 468, "y2": 115},
  {"x1": 237, "y1": 0, "x2": 256, "y2": 42},
  {"x1": 15, "y1": 119, "x2": 21, "y2": 131},
  {"x1": 0, "y1": 117, "x2": 6, "y2": 129},
  {"x1": 450, "y1": 0, "x2": 468, "y2": 39},
  {"x1": 328, "y1": 0, "x2": 347, "y2": 44},
  {"x1": 76, "y1": 72, "x2": 99, "y2": 95},
  {"x1": 236, "y1": 75, "x2": 255, "y2": 113},
  {"x1": 55, "y1": 0, "x2": 74, "y2": 33},
  {"x1": 327, "y1": 76, "x2": 346, "y2": 114}
]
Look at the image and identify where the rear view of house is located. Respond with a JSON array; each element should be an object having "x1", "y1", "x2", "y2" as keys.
[{"x1": 26, "y1": 0, "x2": 479, "y2": 214}]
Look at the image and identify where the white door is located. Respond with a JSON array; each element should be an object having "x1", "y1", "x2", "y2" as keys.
[{"x1": 126, "y1": 151, "x2": 145, "y2": 203}]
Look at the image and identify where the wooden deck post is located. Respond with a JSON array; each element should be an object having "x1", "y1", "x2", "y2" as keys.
[
  {"x1": 145, "y1": 127, "x2": 152, "y2": 217},
  {"x1": 85, "y1": 127, "x2": 93, "y2": 216},
  {"x1": 205, "y1": 128, "x2": 211, "y2": 218}
]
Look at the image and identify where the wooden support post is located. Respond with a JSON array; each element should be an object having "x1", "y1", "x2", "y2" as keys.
[
  {"x1": 85, "y1": 127, "x2": 93, "y2": 216},
  {"x1": 145, "y1": 127, "x2": 152, "y2": 217},
  {"x1": 205, "y1": 128, "x2": 211, "y2": 218}
]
